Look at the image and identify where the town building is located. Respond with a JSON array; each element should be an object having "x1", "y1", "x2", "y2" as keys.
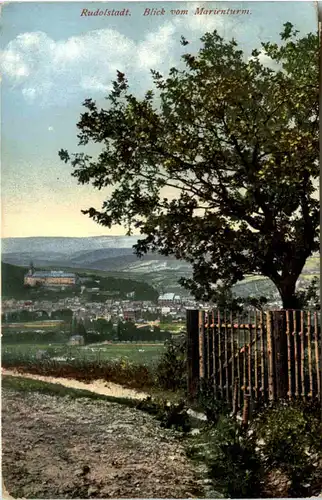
[
  {"x1": 124, "y1": 308, "x2": 141, "y2": 321},
  {"x1": 158, "y1": 293, "x2": 181, "y2": 307}
]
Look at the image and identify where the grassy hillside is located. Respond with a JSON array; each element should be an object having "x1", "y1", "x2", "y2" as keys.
[
  {"x1": 1, "y1": 262, "x2": 158, "y2": 301},
  {"x1": 2, "y1": 253, "x2": 319, "y2": 302}
]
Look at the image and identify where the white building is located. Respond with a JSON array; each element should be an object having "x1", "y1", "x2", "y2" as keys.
[{"x1": 158, "y1": 293, "x2": 181, "y2": 306}]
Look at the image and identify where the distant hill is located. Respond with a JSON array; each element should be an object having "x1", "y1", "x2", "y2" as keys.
[
  {"x1": 1, "y1": 236, "x2": 192, "y2": 281},
  {"x1": 1, "y1": 236, "x2": 139, "y2": 254},
  {"x1": 1, "y1": 237, "x2": 319, "y2": 297}
]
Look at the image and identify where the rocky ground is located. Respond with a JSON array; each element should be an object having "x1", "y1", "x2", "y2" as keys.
[{"x1": 2, "y1": 387, "x2": 204, "y2": 499}]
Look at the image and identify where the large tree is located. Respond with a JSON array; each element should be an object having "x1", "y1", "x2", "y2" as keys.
[{"x1": 59, "y1": 24, "x2": 319, "y2": 309}]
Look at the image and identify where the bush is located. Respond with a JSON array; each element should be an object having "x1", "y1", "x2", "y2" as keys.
[
  {"x1": 188, "y1": 401, "x2": 322, "y2": 498},
  {"x1": 254, "y1": 401, "x2": 322, "y2": 496},
  {"x1": 155, "y1": 335, "x2": 187, "y2": 391},
  {"x1": 190, "y1": 415, "x2": 262, "y2": 498},
  {"x1": 197, "y1": 378, "x2": 229, "y2": 424}
]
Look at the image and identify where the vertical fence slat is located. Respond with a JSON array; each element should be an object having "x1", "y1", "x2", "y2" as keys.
[
  {"x1": 254, "y1": 311, "x2": 259, "y2": 401},
  {"x1": 212, "y1": 311, "x2": 217, "y2": 398},
  {"x1": 286, "y1": 310, "x2": 292, "y2": 399},
  {"x1": 300, "y1": 310, "x2": 306, "y2": 399},
  {"x1": 293, "y1": 311, "x2": 299, "y2": 398},
  {"x1": 203, "y1": 312, "x2": 208, "y2": 380},
  {"x1": 260, "y1": 311, "x2": 265, "y2": 401},
  {"x1": 314, "y1": 312, "x2": 321, "y2": 400},
  {"x1": 242, "y1": 394, "x2": 250, "y2": 429},
  {"x1": 199, "y1": 310, "x2": 206, "y2": 380},
  {"x1": 307, "y1": 311, "x2": 313, "y2": 398},
  {"x1": 232, "y1": 378, "x2": 239, "y2": 415},
  {"x1": 207, "y1": 313, "x2": 212, "y2": 380},
  {"x1": 218, "y1": 310, "x2": 223, "y2": 397},
  {"x1": 237, "y1": 313, "x2": 241, "y2": 409},
  {"x1": 267, "y1": 311, "x2": 275, "y2": 401},
  {"x1": 224, "y1": 310, "x2": 229, "y2": 401},
  {"x1": 248, "y1": 312, "x2": 252, "y2": 399},
  {"x1": 230, "y1": 311, "x2": 235, "y2": 402},
  {"x1": 243, "y1": 323, "x2": 247, "y2": 399}
]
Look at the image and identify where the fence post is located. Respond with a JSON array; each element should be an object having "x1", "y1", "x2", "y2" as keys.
[
  {"x1": 186, "y1": 309, "x2": 200, "y2": 400},
  {"x1": 272, "y1": 310, "x2": 288, "y2": 399}
]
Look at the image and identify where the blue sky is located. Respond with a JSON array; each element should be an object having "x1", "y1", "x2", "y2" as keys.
[{"x1": 1, "y1": 1, "x2": 317, "y2": 237}]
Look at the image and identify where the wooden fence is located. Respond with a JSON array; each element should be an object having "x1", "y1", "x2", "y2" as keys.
[{"x1": 187, "y1": 309, "x2": 322, "y2": 412}]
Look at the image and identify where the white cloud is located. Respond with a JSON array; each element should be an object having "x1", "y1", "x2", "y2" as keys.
[
  {"x1": 137, "y1": 23, "x2": 177, "y2": 69},
  {"x1": 0, "y1": 14, "x2": 242, "y2": 106},
  {"x1": 1, "y1": 28, "x2": 172, "y2": 104}
]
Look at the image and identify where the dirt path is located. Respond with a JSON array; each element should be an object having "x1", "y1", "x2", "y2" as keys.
[
  {"x1": 2, "y1": 372, "x2": 203, "y2": 499},
  {"x1": 2, "y1": 369, "x2": 148, "y2": 400}
]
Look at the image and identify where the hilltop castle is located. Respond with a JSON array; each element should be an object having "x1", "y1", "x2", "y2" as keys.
[{"x1": 24, "y1": 262, "x2": 78, "y2": 288}]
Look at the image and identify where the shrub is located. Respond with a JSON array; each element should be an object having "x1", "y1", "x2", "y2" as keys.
[
  {"x1": 197, "y1": 378, "x2": 229, "y2": 424},
  {"x1": 190, "y1": 415, "x2": 262, "y2": 498},
  {"x1": 254, "y1": 402, "x2": 322, "y2": 496},
  {"x1": 155, "y1": 335, "x2": 187, "y2": 391},
  {"x1": 188, "y1": 401, "x2": 322, "y2": 498}
]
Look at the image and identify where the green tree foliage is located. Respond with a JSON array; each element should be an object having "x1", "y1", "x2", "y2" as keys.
[
  {"x1": 84, "y1": 275, "x2": 158, "y2": 301},
  {"x1": 71, "y1": 317, "x2": 87, "y2": 338},
  {"x1": 295, "y1": 276, "x2": 320, "y2": 310},
  {"x1": 51, "y1": 309, "x2": 74, "y2": 321},
  {"x1": 59, "y1": 24, "x2": 319, "y2": 309},
  {"x1": 156, "y1": 335, "x2": 187, "y2": 390},
  {"x1": 115, "y1": 320, "x2": 171, "y2": 342},
  {"x1": 94, "y1": 318, "x2": 114, "y2": 337},
  {"x1": 2, "y1": 262, "x2": 30, "y2": 299}
]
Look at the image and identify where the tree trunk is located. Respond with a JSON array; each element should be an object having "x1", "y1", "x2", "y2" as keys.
[
  {"x1": 278, "y1": 279, "x2": 301, "y2": 310},
  {"x1": 274, "y1": 277, "x2": 304, "y2": 399}
]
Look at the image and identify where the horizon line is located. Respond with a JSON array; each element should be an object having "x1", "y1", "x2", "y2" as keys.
[{"x1": 1, "y1": 235, "x2": 140, "y2": 239}]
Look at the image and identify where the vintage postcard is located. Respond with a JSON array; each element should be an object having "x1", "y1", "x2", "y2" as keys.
[{"x1": 1, "y1": 1, "x2": 321, "y2": 499}]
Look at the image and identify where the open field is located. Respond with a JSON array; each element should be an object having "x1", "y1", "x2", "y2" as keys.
[
  {"x1": 3, "y1": 320, "x2": 65, "y2": 328},
  {"x1": 2, "y1": 321, "x2": 66, "y2": 333},
  {"x1": 2, "y1": 342, "x2": 165, "y2": 366}
]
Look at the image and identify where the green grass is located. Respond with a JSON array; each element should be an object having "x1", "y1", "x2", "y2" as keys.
[
  {"x1": 2, "y1": 374, "x2": 186, "y2": 405},
  {"x1": 81, "y1": 343, "x2": 165, "y2": 364},
  {"x1": 2, "y1": 375, "x2": 139, "y2": 407},
  {"x1": 298, "y1": 273, "x2": 320, "y2": 280},
  {"x1": 2, "y1": 342, "x2": 165, "y2": 365},
  {"x1": 2, "y1": 343, "x2": 64, "y2": 355},
  {"x1": 302, "y1": 256, "x2": 320, "y2": 271},
  {"x1": 159, "y1": 322, "x2": 185, "y2": 333}
]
